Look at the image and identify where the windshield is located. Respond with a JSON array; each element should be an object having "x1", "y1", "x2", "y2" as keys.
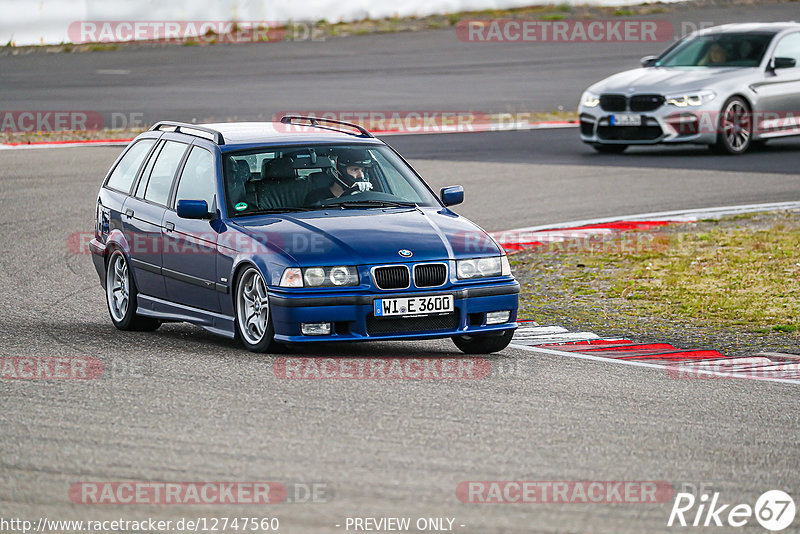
[
  {"x1": 657, "y1": 32, "x2": 774, "y2": 67},
  {"x1": 223, "y1": 144, "x2": 440, "y2": 216}
]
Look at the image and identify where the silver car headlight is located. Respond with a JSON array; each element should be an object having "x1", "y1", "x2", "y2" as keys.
[
  {"x1": 456, "y1": 256, "x2": 511, "y2": 280},
  {"x1": 280, "y1": 266, "x2": 359, "y2": 287},
  {"x1": 665, "y1": 90, "x2": 716, "y2": 107},
  {"x1": 581, "y1": 91, "x2": 600, "y2": 108}
]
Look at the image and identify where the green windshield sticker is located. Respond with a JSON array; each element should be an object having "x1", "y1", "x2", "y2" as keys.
[{"x1": 234, "y1": 202, "x2": 248, "y2": 211}]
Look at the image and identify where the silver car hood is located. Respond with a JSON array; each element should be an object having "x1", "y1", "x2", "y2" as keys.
[{"x1": 588, "y1": 67, "x2": 757, "y2": 95}]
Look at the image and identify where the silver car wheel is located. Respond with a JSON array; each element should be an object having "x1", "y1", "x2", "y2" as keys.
[
  {"x1": 237, "y1": 268, "x2": 269, "y2": 345},
  {"x1": 106, "y1": 253, "x2": 129, "y2": 322},
  {"x1": 722, "y1": 100, "x2": 751, "y2": 151}
]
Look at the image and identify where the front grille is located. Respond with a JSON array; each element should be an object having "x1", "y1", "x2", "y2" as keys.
[
  {"x1": 373, "y1": 265, "x2": 410, "y2": 290},
  {"x1": 629, "y1": 94, "x2": 664, "y2": 112},
  {"x1": 600, "y1": 94, "x2": 627, "y2": 112},
  {"x1": 413, "y1": 263, "x2": 447, "y2": 287},
  {"x1": 366, "y1": 312, "x2": 459, "y2": 335},
  {"x1": 597, "y1": 125, "x2": 663, "y2": 141}
]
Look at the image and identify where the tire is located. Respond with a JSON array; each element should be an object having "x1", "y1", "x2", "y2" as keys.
[
  {"x1": 591, "y1": 144, "x2": 628, "y2": 154},
  {"x1": 711, "y1": 96, "x2": 752, "y2": 154},
  {"x1": 452, "y1": 329, "x2": 514, "y2": 354},
  {"x1": 105, "y1": 250, "x2": 161, "y2": 331},
  {"x1": 234, "y1": 266, "x2": 281, "y2": 353}
]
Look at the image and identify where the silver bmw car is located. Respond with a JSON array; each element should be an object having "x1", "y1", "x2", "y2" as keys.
[{"x1": 579, "y1": 22, "x2": 800, "y2": 154}]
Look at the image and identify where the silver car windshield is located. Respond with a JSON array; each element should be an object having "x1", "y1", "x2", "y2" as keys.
[
  {"x1": 223, "y1": 144, "x2": 440, "y2": 216},
  {"x1": 657, "y1": 32, "x2": 774, "y2": 67}
]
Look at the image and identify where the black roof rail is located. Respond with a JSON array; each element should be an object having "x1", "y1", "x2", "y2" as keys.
[
  {"x1": 150, "y1": 121, "x2": 225, "y2": 145},
  {"x1": 280, "y1": 115, "x2": 374, "y2": 138}
]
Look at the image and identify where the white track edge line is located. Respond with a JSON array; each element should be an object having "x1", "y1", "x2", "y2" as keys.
[
  {"x1": 495, "y1": 201, "x2": 800, "y2": 234},
  {"x1": 509, "y1": 343, "x2": 800, "y2": 386}
]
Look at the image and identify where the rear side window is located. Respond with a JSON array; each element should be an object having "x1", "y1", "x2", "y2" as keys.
[
  {"x1": 105, "y1": 139, "x2": 155, "y2": 192},
  {"x1": 174, "y1": 147, "x2": 216, "y2": 209},
  {"x1": 142, "y1": 141, "x2": 188, "y2": 206}
]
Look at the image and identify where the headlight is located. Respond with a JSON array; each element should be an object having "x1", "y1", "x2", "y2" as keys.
[
  {"x1": 281, "y1": 266, "x2": 359, "y2": 287},
  {"x1": 581, "y1": 91, "x2": 600, "y2": 108},
  {"x1": 666, "y1": 90, "x2": 716, "y2": 107},
  {"x1": 457, "y1": 256, "x2": 509, "y2": 279}
]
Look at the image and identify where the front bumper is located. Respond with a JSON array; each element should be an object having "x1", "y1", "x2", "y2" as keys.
[
  {"x1": 579, "y1": 102, "x2": 720, "y2": 146},
  {"x1": 268, "y1": 282, "x2": 519, "y2": 343}
]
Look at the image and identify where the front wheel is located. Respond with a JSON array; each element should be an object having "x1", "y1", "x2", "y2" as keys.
[
  {"x1": 105, "y1": 250, "x2": 161, "y2": 331},
  {"x1": 452, "y1": 329, "x2": 514, "y2": 354},
  {"x1": 591, "y1": 143, "x2": 628, "y2": 154},
  {"x1": 235, "y1": 266, "x2": 281, "y2": 353},
  {"x1": 711, "y1": 97, "x2": 752, "y2": 154}
]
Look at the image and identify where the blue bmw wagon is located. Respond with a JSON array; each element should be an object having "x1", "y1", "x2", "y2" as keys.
[{"x1": 90, "y1": 117, "x2": 519, "y2": 353}]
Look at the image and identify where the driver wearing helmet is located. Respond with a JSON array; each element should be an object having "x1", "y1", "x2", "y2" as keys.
[{"x1": 304, "y1": 148, "x2": 374, "y2": 204}]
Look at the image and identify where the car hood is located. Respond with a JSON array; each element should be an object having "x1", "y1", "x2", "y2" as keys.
[
  {"x1": 233, "y1": 207, "x2": 501, "y2": 265},
  {"x1": 588, "y1": 66, "x2": 754, "y2": 95}
]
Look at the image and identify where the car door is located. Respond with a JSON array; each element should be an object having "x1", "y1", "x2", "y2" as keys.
[
  {"x1": 123, "y1": 138, "x2": 190, "y2": 299},
  {"x1": 754, "y1": 32, "x2": 800, "y2": 135},
  {"x1": 161, "y1": 143, "x2": 222, "y2": 312}
]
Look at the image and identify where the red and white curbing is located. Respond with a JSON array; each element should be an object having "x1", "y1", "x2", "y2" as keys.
[
  {"x1": 511, "y1": 322, "x2": 800, "y2": 385},
  {"x1": 501, "y1": 203, "x2": 800, "y2": 386},
  {"x1": 490, "y1": 202, "x2": 800, "y2": 255}
]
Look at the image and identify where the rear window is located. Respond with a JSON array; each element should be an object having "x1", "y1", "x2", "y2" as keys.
[{"x1": 105, "y1": 139, "x2": 155, "y2": 192}]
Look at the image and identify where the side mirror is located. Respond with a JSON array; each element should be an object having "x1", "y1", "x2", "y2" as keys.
[
  {"x1": 176, "y1": 199, "x2": 211, "y2": 219},
  {"x1": 640, "y1": 55, "x2": 658, "y2": 68},
  {"x1": 772, "y1": 57, "x2": 797, "y2": 70},
  {"x1": 440, "y1": 186, "x2": 464, "y2": 207}
]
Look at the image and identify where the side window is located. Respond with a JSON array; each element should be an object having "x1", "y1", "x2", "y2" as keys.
[
  {"x1": 174, "y1": 147, "x2": 216, "y2": 209},
  {"x1": 105, "y1": 139, "x2": 155, "y2": 192},
  {"x1": 774, "y1": 33, "x2": 800, "y2": 66},
  {"x1": 142, "y1": 141, "x2": 188, "y2": 206},
  {"x1": 135, "y1": 140, "x2": 163, "y2": 199}
]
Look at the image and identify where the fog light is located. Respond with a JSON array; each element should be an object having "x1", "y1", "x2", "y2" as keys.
[
  {"x1": 301, "y1": 322, "x2": 331, "y2": 336},
  {"x1": 485, "y1": 311, "x2": 510, "y2": 325}
]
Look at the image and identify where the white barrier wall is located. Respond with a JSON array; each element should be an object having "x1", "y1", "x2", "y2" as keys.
[{"x1": 0, "y1": 0, "x2": 685, "y2": 46}]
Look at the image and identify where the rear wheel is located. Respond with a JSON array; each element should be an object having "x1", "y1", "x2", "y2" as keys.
[
  {"x1": 452, "y1": 329, "x2": 514, "y2": 354},
  {"x1": 105, "y1": 250, "x2": 161, "y2": 331},
  {"x1": 711, "y1": 97, "x2": 752, "y2": 154},
  {"x1": 235, "y1": 266, "x2": 281, "y2": 353},
  {"x1": 591, "y1": 143, "x2": 628, "y2": 154}
]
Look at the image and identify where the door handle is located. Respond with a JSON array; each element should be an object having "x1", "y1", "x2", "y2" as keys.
[
  {"x1": 125, "y1": 209, "x2": 134, "y2": 218},
  {"x1": 164, "y1": 222, "x2": 175, "y2": 232}
]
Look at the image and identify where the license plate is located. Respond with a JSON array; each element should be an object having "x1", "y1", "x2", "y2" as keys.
[
  {"x1": 374, "y1": 295, "x2": 454, "y2": 317},
  {"x1": 610, "y1": 114, "x2": 642, "y2": 126}
]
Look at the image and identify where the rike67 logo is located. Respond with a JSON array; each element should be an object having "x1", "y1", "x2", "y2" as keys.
[{"x1": 668, "y1": 489, "x2": 795, "y2": 531}]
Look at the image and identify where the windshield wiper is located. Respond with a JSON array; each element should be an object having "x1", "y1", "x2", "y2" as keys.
[
  {"x1": 330, "y1": 200, "x2": 417, "y2": 209},
  {"x1": 246, "y1": 207, "x2": 316, "y2": 214}
]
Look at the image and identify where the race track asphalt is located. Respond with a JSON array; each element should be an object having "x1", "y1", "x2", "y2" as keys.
[{"x1": 0, "y1": 143, "x2": 798, "y2": 533}]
